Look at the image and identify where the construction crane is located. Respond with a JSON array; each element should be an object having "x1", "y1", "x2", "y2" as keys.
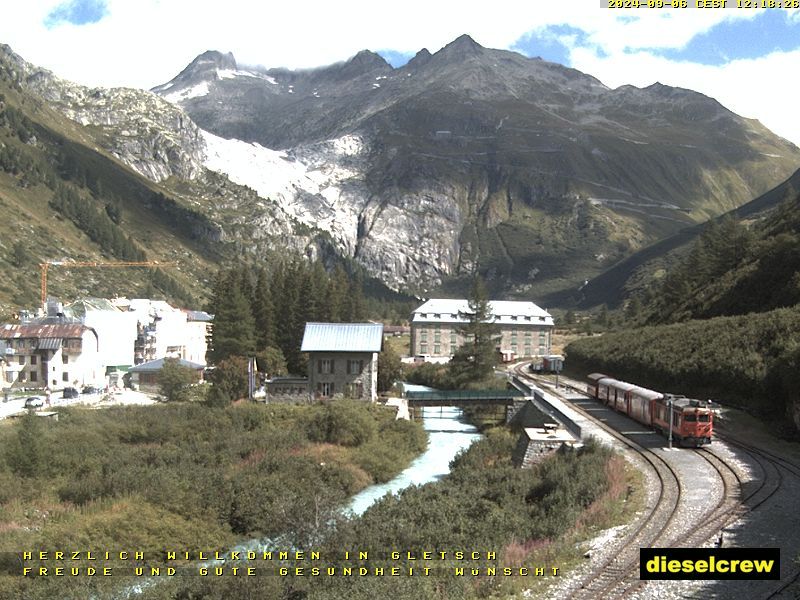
[{"x1": 40, "y1": 260, "x2": 178, "y2": 305}]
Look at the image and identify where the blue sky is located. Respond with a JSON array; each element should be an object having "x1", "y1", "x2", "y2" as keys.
[
  {"x1": 44, "y1": 0, "x2": 108, "y2": 28},
  {"x1": 2, "y1": 1, "x2": 800, "y2": 145}
]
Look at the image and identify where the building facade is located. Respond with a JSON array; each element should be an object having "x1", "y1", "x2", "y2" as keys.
[
  {"x1": 410, "y1": 299, "x2": 554, "y2": 362},
  {"x1": 0, "y1": 323, "x2": 102, "y2": 390},
  {"x1": 300, "y1": 322, "x2": 383, "y2": 401}
]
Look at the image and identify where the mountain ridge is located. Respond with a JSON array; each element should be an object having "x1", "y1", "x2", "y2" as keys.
[{"x1": 2, "y1": 36, "x2": 799, "y2": 302}]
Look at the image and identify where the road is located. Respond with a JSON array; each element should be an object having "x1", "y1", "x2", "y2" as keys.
[{"x1": 0, "y1": 389, "x2": 156, "y2": 419}]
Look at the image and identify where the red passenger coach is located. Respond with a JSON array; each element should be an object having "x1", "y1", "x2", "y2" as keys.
[{"x1": 586, "y1": 373, "x2": 713, "y2": 447}]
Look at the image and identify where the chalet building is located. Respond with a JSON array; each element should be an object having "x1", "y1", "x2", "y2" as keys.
[
  {"x1": 410, "y1": 299, "x2": 554, "y2": 362},
  {"x1": 0, "y1": 322, "x2": 102, "y2": 390},
  {"x1": 301, "y1": 322, "x2": 383, "y2": 401}
]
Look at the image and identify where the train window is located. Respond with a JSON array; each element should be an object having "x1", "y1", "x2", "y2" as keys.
[
  {"x1": 698, "y1": 414, "x2": 710, "y2": 422},
  {"x1": 684, "y1": 414, "x2": 696, "y2": 422}
]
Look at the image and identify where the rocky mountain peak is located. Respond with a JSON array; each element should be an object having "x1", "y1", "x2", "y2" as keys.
[
  {"x1": 435, "y1": 34, "x2": 485, "y2": 61},
  {"x1": 406, "y1": 48, "x2": 432, "y2": 69},
  {"x1": 348, "y1": 49, "x2": 389, "y2": 69},
  {"x1": 168, "y1": 50, "x2": 237, "y2": 84}
]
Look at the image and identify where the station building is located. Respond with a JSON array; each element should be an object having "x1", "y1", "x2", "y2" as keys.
[{"x1": 410, "y1": 299, "x2": 554, "y2": 362}]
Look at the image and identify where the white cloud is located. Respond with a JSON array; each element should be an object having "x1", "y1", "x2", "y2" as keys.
[
  {"x1": 570, "y1": 45, "x2": 800, "y2": 147},
  {"x1": 2, "y1": 1, "x2": 799, "y2": 144}
]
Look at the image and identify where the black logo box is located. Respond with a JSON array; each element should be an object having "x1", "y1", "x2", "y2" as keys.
[{"x1": 640, "y1": 548, "x2": 780, "y2": 580}]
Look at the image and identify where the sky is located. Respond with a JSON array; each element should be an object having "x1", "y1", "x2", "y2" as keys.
[{"x1": 3, "y1": 1, "x2": 800, "y2": 146}]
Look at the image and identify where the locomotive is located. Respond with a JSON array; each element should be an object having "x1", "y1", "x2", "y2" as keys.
[{"x1": 586, "y1": 373, "x2": 713, "y2": 447}]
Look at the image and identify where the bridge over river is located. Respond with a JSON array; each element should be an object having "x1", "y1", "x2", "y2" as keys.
[{"x1": 405, "y1": 389, "x2": 524, "y2": 407}]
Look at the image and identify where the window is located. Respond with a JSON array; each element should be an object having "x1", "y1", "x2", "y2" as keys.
[
  {"x1": 699, "y1": 414, "x2": 710, "y2": 423},
  {"x1": 347, "y1": 359, "x2": 364, "y2": 375},
  {"x1": 18, "y1": 356, "x2": 24, "y2": 365},
  {"x1": 318, "y1": 382, "x2": 334, "y2": 397},
  {"x1": 317, "y1": 359, "x2": 334, "y2": 374},
  {"x1": 511, "y1": 315, "x2": 517, "y2": 321},
  {"x1": 420, "y1": 330, "x2": 428, "y2": 342},
  {"x1": 30, "y1": 371, "x2": 37, "y2": 382},
  {"x1": 62, "y1": 372, "x2": 69, "y2": 382},
  {"x1": 524, "y1": 345, "x2": 532, "y2": 356},
  {"x1": 62, "y1": 353, "x2": 69, "y2": 364},
  {"x1": 434, "y1": 344, "x2": 441, "y2": 355},
  {"x1": 420, "y1": 343, "x2": 428, "y2": 354},
  {"x1": 684, "y1": 414, "x2": 696, "y2": 422},
  {"x1": 434, "y1": 331, "x2": 441, "y2": 342},
  {"x1": 30, "y1": 355, "x2": 37, "y2": 365}
]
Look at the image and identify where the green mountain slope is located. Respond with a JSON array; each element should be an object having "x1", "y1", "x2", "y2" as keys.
[
  {"x1": 573, "y1": 168, "x2": 800, "y2": 311},
  {"x1": 0, "y1": 69, "x2": 224, "y2": 313}
]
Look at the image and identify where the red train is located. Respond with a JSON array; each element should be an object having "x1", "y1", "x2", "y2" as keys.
[{"x1": 586, "y1": 373, "x2": 713, "y2": 447}]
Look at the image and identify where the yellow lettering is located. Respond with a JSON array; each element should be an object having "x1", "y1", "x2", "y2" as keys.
[
  {"x1": 247, "y1": 567, "x2": 255, "y2": 576},
  {"x1": 311, "y1": 551, "x2": 320, "y2": 560},
  {"x1": 55, "y1": 567, "x2": 63, "y2": 576},
  {"x1": 54, "y1": 551, "x2": 64, "y2": 560},
  {"x1": 455, "y1": 567, "x2": 464, "y2": 576},
  {"x1": 166, "y1": 552, "x2": 176, "y2": 560},
  {"x1": 487, "y1": 551, "x2": 496, "y2": 560},
  {"x1": 391, "y1": 551, "x2": 400, "y2": 560},
  {"x1": 23, "y1": 567, "x2": 32, "y2": 576},
  {"x1": 23, "y1": 552, "x2": 32, "y2": 560},
  {"x1": 279, "y1": 568, "x2": 288, "y2": 576},
  {"x1": 536, "y1": 567, "x2": 544, "y2": 576}
]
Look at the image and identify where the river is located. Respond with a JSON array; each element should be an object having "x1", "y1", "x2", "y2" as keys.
[
  {"x1": 347, "y1": 405, "x2": 483, "y2": 515},
  {"x1": 116, "y1": 401, "x2": 481, "y2": 598}
]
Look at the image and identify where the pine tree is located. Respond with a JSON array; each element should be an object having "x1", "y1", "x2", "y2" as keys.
[
  {"x1": 208, "y1": 269, "x2": 257, "y2": 363},
  {"x1": 447, "y1": 276, "x2": 499, "y2": 388},
  {"x1": 252, "y1": 267, "x2": 275, "y2": 350}
]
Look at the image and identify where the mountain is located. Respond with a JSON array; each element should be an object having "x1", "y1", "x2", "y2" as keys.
[
  {"x1": 574, "y1": 167, "x2": 800, "y2": 313},
  {"x1": 151, "y1": 35, "x2": 800, "y2": 296},
  {"x1": 1, "y1": 36, "x2": 799, "y2": 309}
]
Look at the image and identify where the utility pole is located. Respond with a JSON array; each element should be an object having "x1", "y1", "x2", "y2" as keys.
[{"x1": 667, "y1": 396, "x2": 674, "y2": 450}]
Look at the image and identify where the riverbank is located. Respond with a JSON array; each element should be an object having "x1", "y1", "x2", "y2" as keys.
[{"x1": 0, "y1": 400, "x2": 426, "y2": 600}]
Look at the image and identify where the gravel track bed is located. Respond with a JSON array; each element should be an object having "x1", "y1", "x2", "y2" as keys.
[{"x1": 514, "y1": 370, "x2": 800, "y2": 600}]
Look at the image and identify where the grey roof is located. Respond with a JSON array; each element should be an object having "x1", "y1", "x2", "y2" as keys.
[
  {"x1": 411, "y1": 299, "x2": 554, "y2": 327},
  {"x1": 186, "y1": 310, "x2": 213, "y2": 322},
  {"x1": 37, "y1": 338, "x2": 62, "y2": 350},
  {"x1": 301, "y1": 322, "x2": 383, "y2": 353},
  {"x1": 130, "y1": 358, "x2": 205, "y2": 373}
]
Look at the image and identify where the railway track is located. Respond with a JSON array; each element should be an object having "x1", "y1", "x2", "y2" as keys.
[
  {"x1": 512, "y1": 366, "x2": 683, "y2": 598},
  {"x1": 516, "y1": 366, "x2": 800, "y2": 600}
]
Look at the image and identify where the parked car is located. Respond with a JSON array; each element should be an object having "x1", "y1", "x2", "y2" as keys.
[
  {"x1": 81, "y1": 385, "x2": 100, "y2": 394},
  {"x1": 62, "y1": 387, "x2": 79, "y2": 399},
  {"x1": 24, "y1": 396, "x2": 44, "y2": 408}
]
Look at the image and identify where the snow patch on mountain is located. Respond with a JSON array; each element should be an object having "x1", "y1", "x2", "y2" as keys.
[
  {"x1": 164, "y1": 81, "x2": 210, "y2": 103},
  {"x1": 201, "y1": 130, "x2": 370, "y2": 256}
]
